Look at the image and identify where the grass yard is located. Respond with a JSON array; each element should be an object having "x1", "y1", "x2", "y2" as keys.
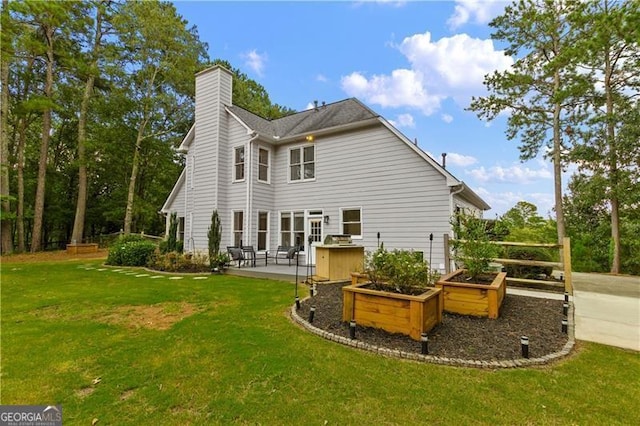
[{"x1": 1, "y1": 258, "x2": 639, "y2": 425}]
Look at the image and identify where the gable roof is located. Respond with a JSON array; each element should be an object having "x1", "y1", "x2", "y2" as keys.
[{"x1": 227, "y1": 98, "x2": 378, "y2": 139}]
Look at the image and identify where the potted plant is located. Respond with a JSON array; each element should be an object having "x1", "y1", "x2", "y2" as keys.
[
  {"x1": 343, "y1": 246, "x2": 443, "y2": 341},
  {"x1": 436, "y1": 210, "x2": 506, "y2": 319}
]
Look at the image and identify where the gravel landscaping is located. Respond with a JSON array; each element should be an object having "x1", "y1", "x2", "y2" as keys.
[{"x1": 298, "y1": 282, "x2": 569, "y2": 361}]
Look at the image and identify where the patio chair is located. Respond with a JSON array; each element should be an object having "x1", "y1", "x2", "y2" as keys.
[{"x1": 227, "y1": 246, "x2": 244, "y2": 268}]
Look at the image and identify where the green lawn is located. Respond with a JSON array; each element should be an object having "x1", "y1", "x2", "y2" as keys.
[{"x1": 1, "y1": 260, "x2": 639, "y2": 425}]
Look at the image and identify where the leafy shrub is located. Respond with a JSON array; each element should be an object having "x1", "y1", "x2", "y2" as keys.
[
  {"x1": 106, "y1": 236, "x2": 156, "y2": 266},
  {"x1": 365, "y1": 245, "x2": 439, "y2": 294},
  {"x1": 451, "y1": 210, "x2": 499, "y2": 281},
  {"x1": 148, "y1": 251, "x2": 211, "y2": 273},
  {"x1": 504, "y1": 247, "x2": 553, "y2": 279}
]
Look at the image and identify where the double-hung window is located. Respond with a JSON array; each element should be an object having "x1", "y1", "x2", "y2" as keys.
[
  {"x1": 341, "y1": 208, "x2": 362, "y2": 239},
  {"x1": 234, "y1": 146, "x2": 245, "y2": 181},
  {"x1": 233, "y1": 211, "x2": 244, "y2": 246},
  {"x1": 289, "y1": 146, "x2": 315, "y2": 181},
  {"x1": 257, "y1": 212, "x2": 268, "y2": 251},
  {"x1": 280, "y1": 211, "x2": 305, "y2": 248},
  {"x1": 258, "y1": 148, "x2": 269, "y2": 183}
]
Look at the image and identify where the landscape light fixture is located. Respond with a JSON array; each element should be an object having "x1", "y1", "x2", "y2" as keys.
[{"x1": 521, "y1": 336, "x2": 529, "y2": 358}]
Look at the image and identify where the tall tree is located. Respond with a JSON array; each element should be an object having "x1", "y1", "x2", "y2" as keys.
[
  {"x1": 114, "y1": 0, "x2": 207, "y2": 234},
  {"x1": 569, "y1": 0, "x2": 640, "y2": 273},
  {"x1": 1, "y1": 0, "x2": 13, "y2": 253},
  {"x1": 70, "y1": 0, "x2": 111, "y2": 244},
  {"x1": 469, "y1": 0, "x2": 587, "y2": 246}
]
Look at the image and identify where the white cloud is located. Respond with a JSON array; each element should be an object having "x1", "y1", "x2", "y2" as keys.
[
  {"x1": 389, "y1": 113, "x2": 415, "y2": 128},
  {"x1": 341, "y1": 69, "x2": 443, "y2": 115},
  {"x1": 447, "y1": 0, "x2": 508, "y2": 30},
  {"x1": 340, "y1": 31, "x2": 512, "y2": 115},
  {"x1": 447, "y1": 152, "x2": 477, "y2": 167},
  {"x1": 242, "y1": 49, "x2": 267, "y2": 77},
  {"x1": 316, "y1": 74, "x2": 328, "y2": 83},
  {"x1": 304, "y1": 102, "x2": 315, "y2": 111},
  {"x1": 475, "y1": 187, "x2": 554, "y2": 217},
  {"x1": 467, "y1": 163, "x2": 553, "y2": 184},
  {"x1": 441, "y1": 113, "x2": 453, "y2": 123}
]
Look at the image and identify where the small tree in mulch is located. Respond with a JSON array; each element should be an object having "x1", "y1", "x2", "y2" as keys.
[
  {"x1": 207, "y1": 210, "x2": 227, "y2": 271},
  {"x1": 450, "y1": 209, "x2": 499, "y2": 282},
  {"x1": 167, "y1": 212, "x2": 179, "y2": 253}
]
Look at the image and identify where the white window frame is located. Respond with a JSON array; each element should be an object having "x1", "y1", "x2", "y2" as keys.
[
  {"x1": 288, "y1": 145, "x2": 315, "y2": 182},
  {"x1": 233, "y1": 145, "x2": 245, "y2": 182},
  {"x1": 257, "y1": 211, "x2": 269, "y2": 251},
  {"x1": 258, "y1": 146, "x2": 270, "y2": 183},
  {"x1": 279, "y1": 210, "x2": 305, "y2": 248},
  {"x1": 232, "y1": 210, "x2": 244, "y2": 247},
  {"x1": 340, "y1": 207, "x2": 363, "y2": 239}
]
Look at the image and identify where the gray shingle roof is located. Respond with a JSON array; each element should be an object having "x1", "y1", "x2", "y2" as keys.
[{"x1": 227, "y1": 98, "x2": 379, "y2": 138}]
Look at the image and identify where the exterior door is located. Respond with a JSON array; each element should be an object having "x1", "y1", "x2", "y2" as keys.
[{"x1": 308, "y1": 218, "x2": 323, "y2": 265}]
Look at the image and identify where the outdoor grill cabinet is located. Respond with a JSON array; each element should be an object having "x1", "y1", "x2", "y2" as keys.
[{"x1": 315, "y1": 241, "x2": 364, "y2": 281}]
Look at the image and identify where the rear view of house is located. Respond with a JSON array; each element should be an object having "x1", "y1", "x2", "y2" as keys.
[{"x1": 161, "y1": 65, "x2": 489, "y2": 272}]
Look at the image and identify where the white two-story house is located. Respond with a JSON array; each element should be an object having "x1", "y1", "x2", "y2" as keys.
[{"x1": 161, "y1": 65, "x2": 489, "y2": 271}]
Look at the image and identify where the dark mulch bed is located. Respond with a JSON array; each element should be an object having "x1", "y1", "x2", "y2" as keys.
[{"x1": 298, "y1": 282, "x2": 568, "y2": 361}]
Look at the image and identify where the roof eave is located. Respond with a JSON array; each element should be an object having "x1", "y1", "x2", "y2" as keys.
[
  {"x1": 177, "y1": 124, "x2": 195, "y2": 152},
  {"x1": 160, "y1": 169, "x2": 186, "y2": 213},
  {"x1": 272, "y1": 117, "x2": 380, "y2": 144}
]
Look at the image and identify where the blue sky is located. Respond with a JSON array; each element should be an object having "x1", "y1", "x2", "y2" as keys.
[{"x1": 173, "y1": 0, "x2": 563, "y2": 218}]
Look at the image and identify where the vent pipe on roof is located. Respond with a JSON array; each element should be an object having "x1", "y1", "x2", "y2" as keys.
[
  {"x1": 441, "y1": 153, "x2": 447, "y2": 169},
  {"x1": 414, "y1": 138, "x2": 418, "y2": 146},
  {"x1": 322, "y1": 101, "x2": 326, "y2": 108},
  {"x1": 314, "y1": 100, "x2": 318, "y2": 111}
]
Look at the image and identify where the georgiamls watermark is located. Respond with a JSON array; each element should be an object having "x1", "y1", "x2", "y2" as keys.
[{"x1": 0, "y1": 405, "x2": 62, "y2": 426}]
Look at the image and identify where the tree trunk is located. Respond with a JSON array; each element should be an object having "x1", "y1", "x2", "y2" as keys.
[
  {"x1": 71, "y1": 5, "x2": 104, "y2": 244},
  {"x1": 552, "y1": 69, "x2": 566, "y2": 246},
  {"x1": 123, "y1": 127, "x2": 145, "y2": 234},
  {"x1": 0, "y1": 0, "x2": 13, "y2": 254},
  {"x1": 17, "y1": 117, "x2": 27, "y2": 252},
  {"x1": 603, "y1": 32, "x2": 621, "y2": 274},
  {"x1": 31, "y1": 25, "x2": 54, "y2": 252}
]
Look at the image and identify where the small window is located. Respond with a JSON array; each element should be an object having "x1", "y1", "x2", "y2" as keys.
[
  {"x1": 257, "y1": 212, "x2": 268, "y2": 251},
  {"x1": 258, "y1": 148, "x2": 269, "y2": 183},
  {"x1": 342, "y1": 208, "x2": 362, "y2": 238},
  {"x1": 293, "y1": 211, "x2": 305, "y2": 248},
  {"x1": 233, "y1": 211, "x2": 244, "y2": 246},
  {"x1": 280, "y1": 213, "x2": 291, "y2": 247},
  {"x1": 234, "y1": 146, "x2": 245, "y2": 181},
  {"x1": 289, "y1": 146, "x2": 315, "y2": 181}
]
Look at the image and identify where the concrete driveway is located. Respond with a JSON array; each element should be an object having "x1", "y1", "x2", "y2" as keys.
[{"x1": 572, "y1": 272, "x2": 640, "y2": 351}]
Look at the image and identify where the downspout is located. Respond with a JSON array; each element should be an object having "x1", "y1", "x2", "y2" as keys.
[{"x1": 246, "y1": 131, "x2": 259, "y2": 246}]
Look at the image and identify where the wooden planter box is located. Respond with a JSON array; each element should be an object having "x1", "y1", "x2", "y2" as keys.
[
  {"x1": 66, "y1": 243, "x2": 99, "y2": 254},
  {"x1": 435, "y1": 269, "x2": 507, "y2": 319},
  {"x1": 342, "y1": 282, "x2": 443, "y2": 341}
]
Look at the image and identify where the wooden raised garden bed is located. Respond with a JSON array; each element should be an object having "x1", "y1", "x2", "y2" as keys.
[
  {"x1": 342, "y1": 280, "x2": 443, "y2": 341},
  {"x1": 435, "y1": 269, "x2": 507, "y2": 319}
]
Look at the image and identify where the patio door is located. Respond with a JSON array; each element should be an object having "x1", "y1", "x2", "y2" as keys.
[{"x1": 307, "y1": 217, "x2": 323, "y2": 266}]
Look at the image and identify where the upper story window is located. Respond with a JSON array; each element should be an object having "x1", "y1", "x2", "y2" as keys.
[
  {"x1": 289, "y1": 145, "x2": 315, "y2": 182},
  {"x1": 258, "y1": 147, "x2": 270, "y2": 183},
  {"x1": 341, "y1": 208, "x2": 362, "y2": 239},
  {"x1": 234, "y1": 146, "x2": 245, "y2": 181}
]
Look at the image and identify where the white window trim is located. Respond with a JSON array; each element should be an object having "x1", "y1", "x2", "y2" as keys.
[
  {"x1": 233, "y1": 145, "x2": 246, "y2": 182},
  {"x1": 257, "y1": 146, "x2": 271, "y2": 184},
  {"x1": 287, "y1": 145, "x2": 316, "y2": 183},
  {"x1": 231, "y1": 210, "x2": 244, "y2": 247},
  {"x1": 278, "y1": 210, "x2": 306, "y2": 247},
  {"x1": 340, "y1": 207, "x2": 363, "y2": 239},
  {"x1": 257, "y1": 211, "x2": 270, "y2": 251}
]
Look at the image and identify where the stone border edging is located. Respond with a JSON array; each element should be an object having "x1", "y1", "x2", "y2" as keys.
[{"x1": 290, "y1": 296, "x2": 575, "y2": 369}]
